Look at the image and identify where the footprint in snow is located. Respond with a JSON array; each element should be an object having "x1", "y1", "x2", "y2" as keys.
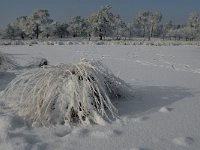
[
  {"x1": 73, "y1": 128, "x2": 90, "y2": 137},
  {"x1": 159, "y1": 106, "x2": 173, "y2": 113},
  {"x1": 184, "y1": 65, "x2": 191, "y2": 69},
  {"x1": 113, "y1": 129, "x2": 123, "y2": 135},
  {"x1": 132, "y1": 116, "x2": 149, "y2": 123},
  {"x1": 194, "y1": 69, "x2": 200, "y2": 74},
  {"x1": 55, "y1": 129, "x2": 71, "y2": 137},
  {"x1": 171, "y1": 65, "x2": 176, "y2": 70},
  {"x1": 173, "y1": 137, "x2": 194, "y2": 146},
  {"x1": 161, "y1": 97, "x2": 169, "y2": 100},
  {"x1": 79, "y1": 128, "x2": 90, "y2": 136},
  {"x1": 90, "y1": 130, "x2": 112, "y2": 138},
  {"x1": 128, "y1": 148, "x2": 152, "y2": 150},
  {"x1": 91, "y1": 129, "x2": 123, "y2": 138}
]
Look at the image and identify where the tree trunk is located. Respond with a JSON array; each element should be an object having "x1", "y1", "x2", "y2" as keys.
[
  {"x1": 99, "y1": 35, "x2": 102, "y2": 40},
  {"x1": 148, "y1": 34, "x2": 150, "y2": 41},
  {"x1": 36, "y1": 24, "x2": 39, "y2": 39},
  {"x1": 143, "y1": 27, "x2": 145, "y2": 37},
  {"x1": 162, "y1": 35, "x2": 165, "y2": 40},
  {"x1": 150, "y1": 25, "x2": 154, "y2": 38}
]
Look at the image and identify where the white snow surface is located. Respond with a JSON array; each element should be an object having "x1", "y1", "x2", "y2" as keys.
[{"x1": 0, "y1": 44, "x2": 200, "y2": 150}]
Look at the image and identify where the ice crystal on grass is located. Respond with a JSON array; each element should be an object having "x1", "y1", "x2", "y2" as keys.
[{"x1": 2, "y1": 59, "x2": 131, "y2": 127}]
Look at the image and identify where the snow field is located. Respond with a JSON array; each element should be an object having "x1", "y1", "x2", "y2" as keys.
[{"x1": 0, "y1": 44, "x2": 200, "y2": 150}]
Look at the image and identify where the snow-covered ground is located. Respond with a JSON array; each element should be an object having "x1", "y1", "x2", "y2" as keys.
[{"x1": 0, "y1": 44, "x2": 200, "y2": 150}]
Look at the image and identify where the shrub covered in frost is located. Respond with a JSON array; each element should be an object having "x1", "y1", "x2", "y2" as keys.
[
  {"x1": 14, "y1": 40, "x2": 25, "y2": 45},
  {"x1": 46, "y1": 41, "x2": 54, "y2": 45},
  {"x1": 57, "y1": 41, "x2": 64, "y2": 45},
  {"x1": 0, "y1": 51, "x2": 17, "y2": 70},
  {"x1": 67, "y1": 41, "x2": 73, "y2": 45},
  {"x1": 2, "y1": 59, "x2": 131, "y2": 127},
  {"x1": 30, "y1": 40, "x2": 38, "y2": 45}
]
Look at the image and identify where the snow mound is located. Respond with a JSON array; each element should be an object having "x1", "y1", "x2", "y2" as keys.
[
  {"x1": 2, "y1": 59, "x2": 131, "y2": 127},
  {"x1": 173, "y1": 137, "x2": 194, "y2": 146},
  {"x1": 159, "y1": 106, "x2": 173, "y2": 113},
  {"x1": 0, "y1": 51, "x2": 18, "y2": 71},
  {"x1": 24, "y1": 57, "x2": 48, "y2": 68}
]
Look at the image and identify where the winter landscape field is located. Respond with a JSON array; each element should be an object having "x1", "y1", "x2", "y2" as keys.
[
  {"x1": 1, "y1": 0, "x2": 200, "y2": 149},
  {"x1": 0, "y1": 42, "x2": 200, "y2": 150}
]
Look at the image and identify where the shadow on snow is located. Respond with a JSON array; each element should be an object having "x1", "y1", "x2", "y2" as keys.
[
  {"x1": 117, "y1": 86, "x2": 194, "y2": 118},
  {"x1": 0, "y1": 72, "x2": 16, "y2": 91}
]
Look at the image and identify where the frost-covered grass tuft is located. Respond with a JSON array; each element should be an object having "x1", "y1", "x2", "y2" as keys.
[
  {"x1": 2, "y1": 59, "x2": 131, "y2": 127},
  {"x1": 0, "y1": 51, "x2": 18, "y2": 71}
]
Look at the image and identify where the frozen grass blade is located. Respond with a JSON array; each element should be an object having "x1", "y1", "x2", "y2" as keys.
[{"x1": 2, "y1": 59, "x2": 131, "y2": 127}]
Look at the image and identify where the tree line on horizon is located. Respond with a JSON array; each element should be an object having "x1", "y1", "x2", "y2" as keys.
[{"x1": 0, "y1": 5, "x2": 199, "y2": 41}]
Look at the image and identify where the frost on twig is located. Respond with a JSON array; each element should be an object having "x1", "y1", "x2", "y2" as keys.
[{"x1": 2, "y1": 59, "x2": 131, "y2": 127}]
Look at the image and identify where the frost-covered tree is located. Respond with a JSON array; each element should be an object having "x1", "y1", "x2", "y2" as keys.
[
  {"x1": 127, "y1": 23, "x2": 134, "y2": 38},
  {"x1": 163, "y1": 18, "x2": 198, "y2": 41},
  {"x1": 15, "y1": 16, "x2": 28, "y2": 29},
  {"x1": 40, "y1": 22, "x2": 58, "y2": 38},
  {"x1": 131, "y1": 20, "x2": 143, "y2": 37},
  {"x1": 14, "y1": 16, "x2": 28, "y2": 38},
  {"x1": 185, "y1": 12, "x2": 199, "y2": 40},
  {"x1": 0, "y1": 28, "x2": 2, "y2": 38},
  {"x1": 164, "y1": 24, "x2": 195, "y2": 41},
  {"x1": 89, "y1": 5, "x2": 117, "y2": 40},
  {"x1": 54, "y1": 23, "x2": 69, "y2": 38},
  {"x1": 23, "y1": 9, "x2": 53, "y2": 39},
  {"x1": 134, "y1": 11, "x2": 151, "y2": 37},
  {"x1": 162, "y1": 21, "x2": 174, "y2": 40},
  {"x1": 133, "y1": 11, "x2": 162, "y2": 39},
  {"x1": 188, "y1": 12, "x2": 199, "y2": 29},
  {"x1": 112, "y1": 15, "x2": 129, "y2": 40},
  {"x1": 149, "y1": 12, "x2": 162, "y2": 37},
  {"x1": 179, "y1": 27, "x2": 197, "y2": 40},
  {"x1": 168, "y1": 28, "x2": 182, "y2": 40},
  {"x1": 3, "y1": 6, "x2": 200, "y2": 41},
  {"x1": 4, "y1": 24, "x2": 15, "y2": 39},
  {"x1": 3, "y1": 24, "x2": 22, "y2": 39},
  {"x1": 68, "y1": 16, "x2": 89, "y2": 37},
  {"x1": 8, "y1": 10, "x2": 54, "y2": 39}
]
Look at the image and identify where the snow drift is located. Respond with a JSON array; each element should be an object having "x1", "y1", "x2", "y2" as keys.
[
  {"x1": 2, "y1": 59, "x2": 131, "y2": 127},
  {"x1": 0, "y1": 51, "x2": 17, "y2": 71}
]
